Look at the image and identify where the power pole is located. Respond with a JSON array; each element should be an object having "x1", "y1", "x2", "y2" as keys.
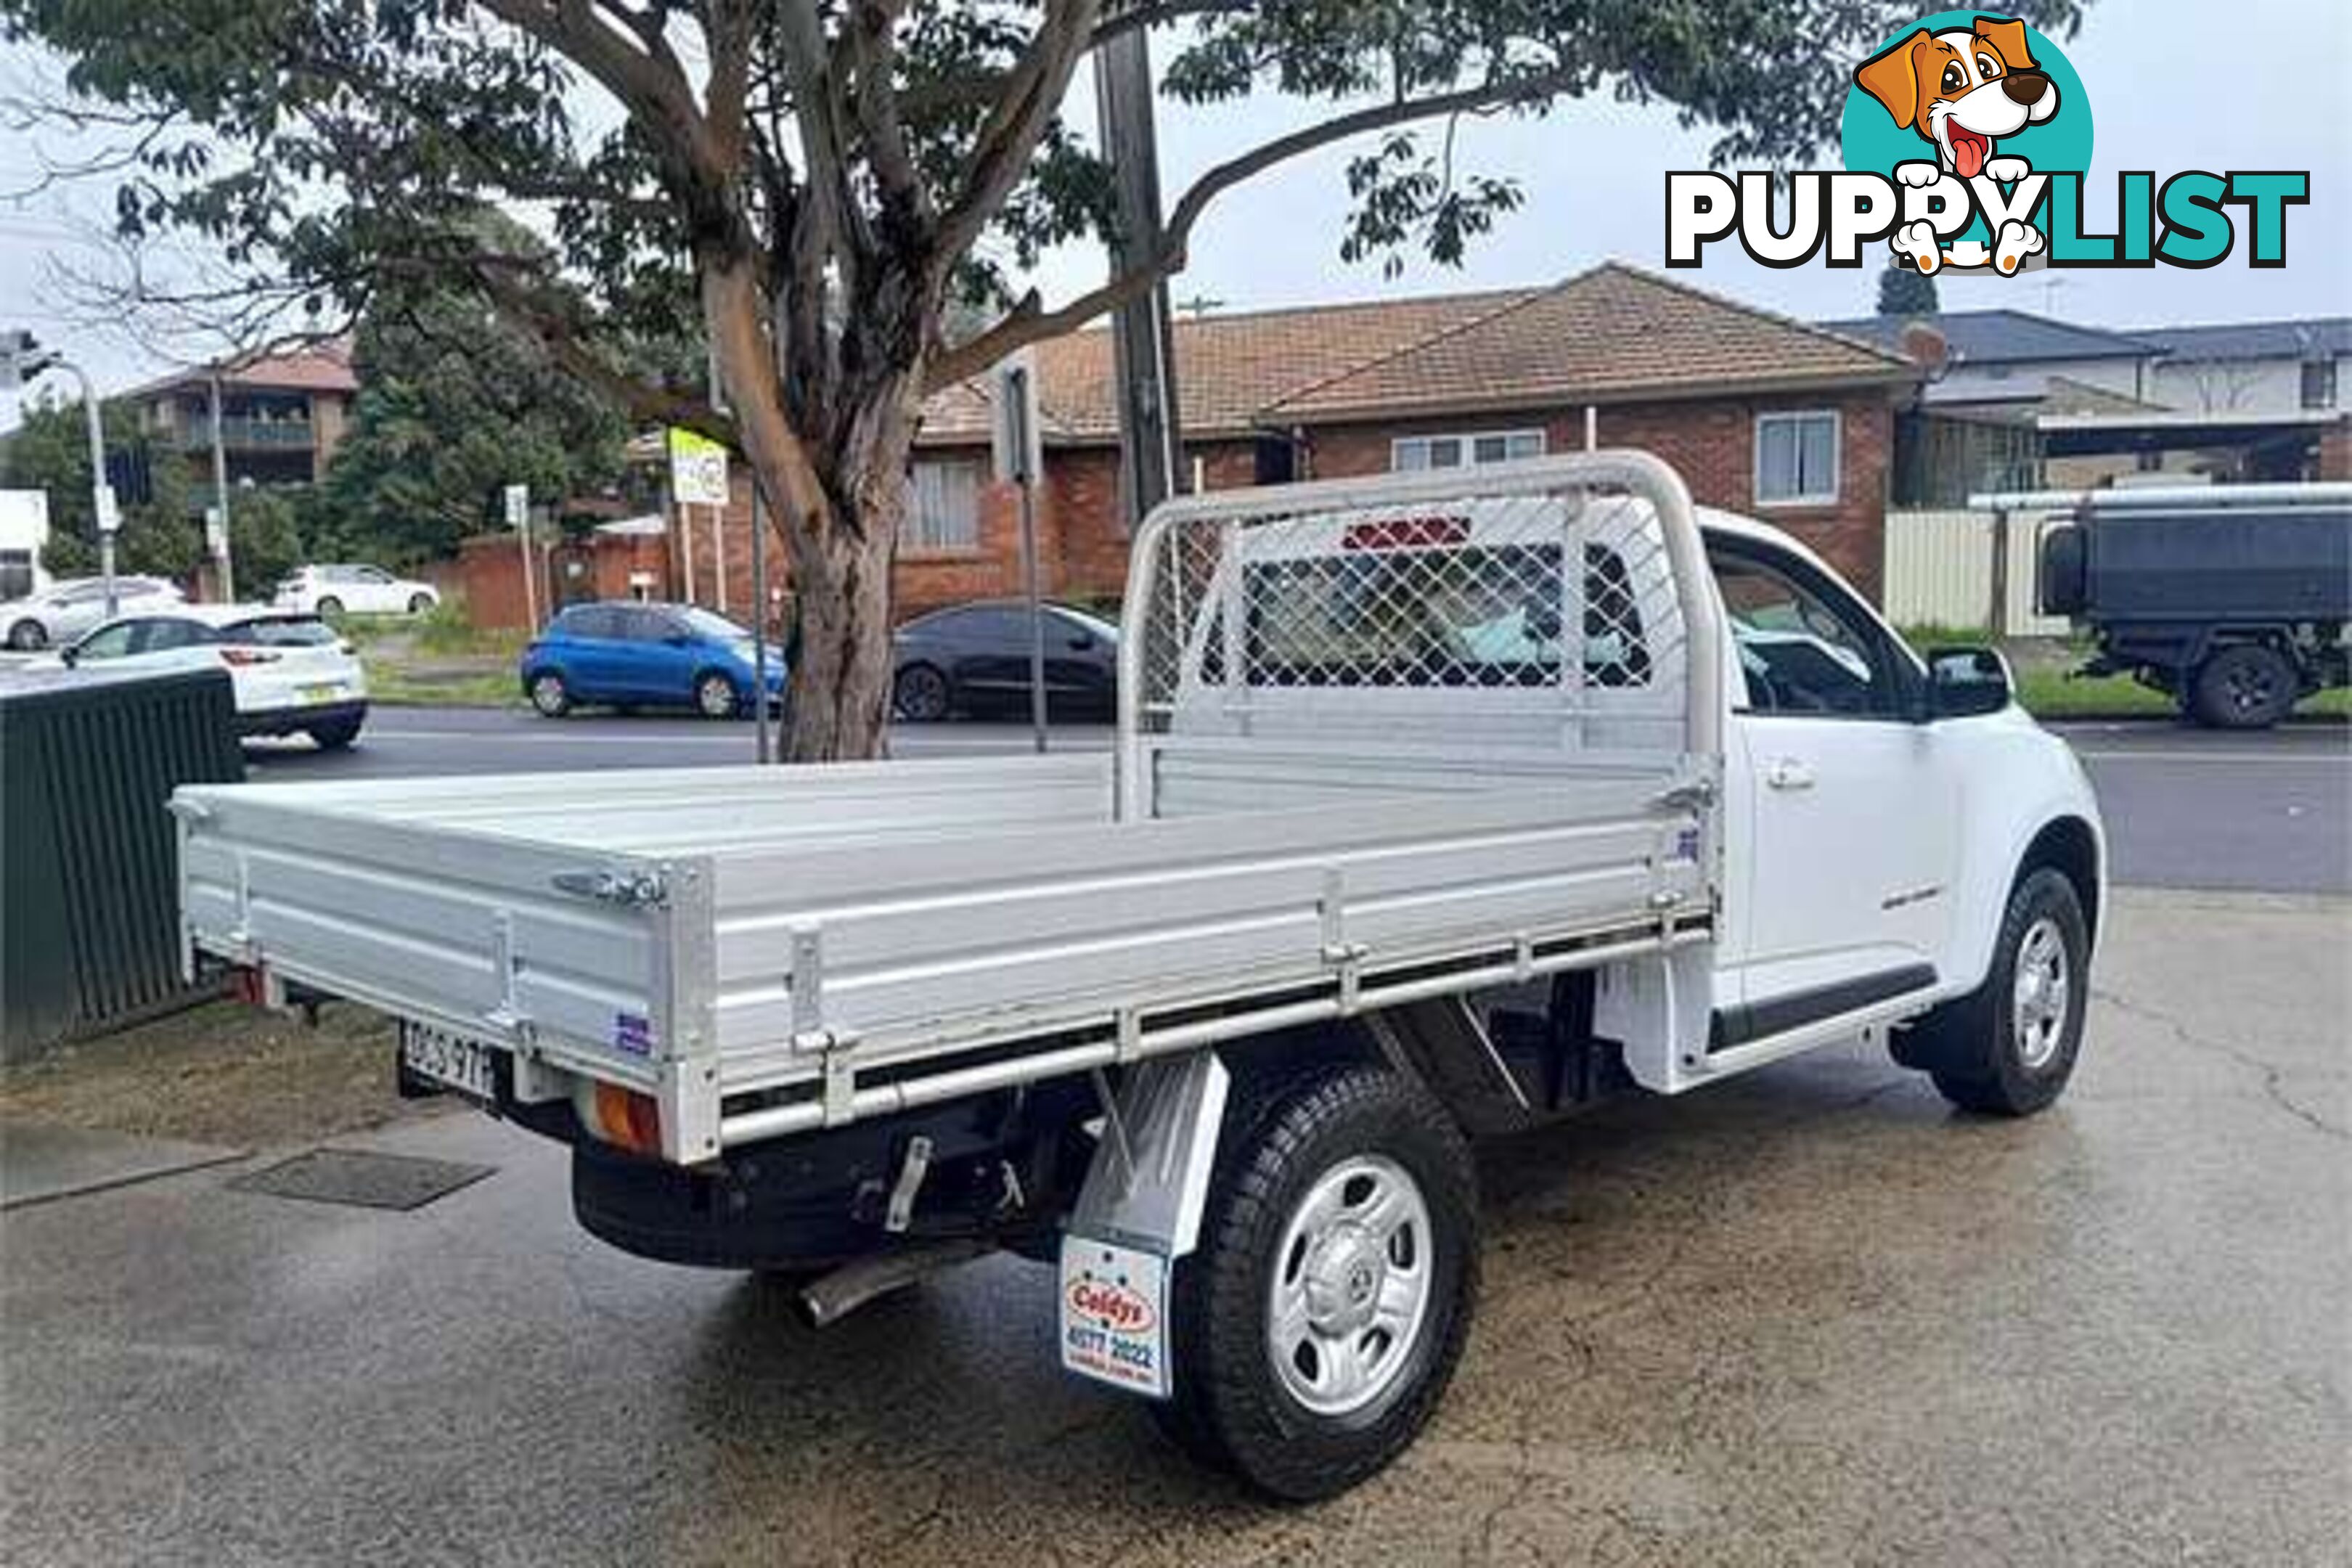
[
  {"x1": 208, "y1": 372, "x2": 235, "y2": 601},
  {"x1": 1093, "y1": 26, "x2": 1183, "y2": 526}
]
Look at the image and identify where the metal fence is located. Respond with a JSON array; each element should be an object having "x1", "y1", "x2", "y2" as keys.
[{"x1": 1884, "y1": 507, "x2": 2070, "y2": 637}]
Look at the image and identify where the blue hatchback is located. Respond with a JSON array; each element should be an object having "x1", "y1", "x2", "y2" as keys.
[{"x1": 521, "y1": 601, "x2": 786, "y2": 719}]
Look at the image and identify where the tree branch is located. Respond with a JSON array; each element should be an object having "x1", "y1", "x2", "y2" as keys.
[
  {"x1": 933, "y1": 0, "x2": 1104, "y2": 264},
  {"x1": 929, "y1": 65, "x2": 1579, "y2": 388}
]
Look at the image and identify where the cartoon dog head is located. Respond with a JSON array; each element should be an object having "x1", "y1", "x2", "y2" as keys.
[{"x1": 1854, "y1": 15, "x2": 2060, "y2": 180}]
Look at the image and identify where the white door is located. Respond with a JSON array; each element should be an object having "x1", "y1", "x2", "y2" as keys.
[{"x1": 1712, "y1": 539, "x2": 1957, "y2": 1045}]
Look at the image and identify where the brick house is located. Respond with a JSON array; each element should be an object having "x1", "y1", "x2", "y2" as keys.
[
  {"x1": 126, "y1": 340, "x2": 359, "y2": 491},
  {"x1": 465, "y1": 262, "x2": 1919, "y2": 627}
]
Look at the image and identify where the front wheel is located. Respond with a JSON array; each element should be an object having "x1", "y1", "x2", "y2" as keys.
[
  {"x1": 1892, "y1": 866, "x2": 2089, "y2": 1116},
  {"x1": 407, "y1": 592, "x2": 433, "y2": 615},
  {"x1": 6, "y1": 618, "x2": 44, "y2": 651},
  {"x1": 694, "y1": 671, "x2": 741, "y2": 719},
  {"x1": 1153, "y1": 1063, "x2": 1478, "y2": 1500},
  {"x1": 314, "y1": 595, "x2": 344, "y2": 618},
  {"x1": 894, "y1": 663, "x2": 951, "y2": 722}
]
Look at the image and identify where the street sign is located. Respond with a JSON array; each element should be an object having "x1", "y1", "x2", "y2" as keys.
[
  {"x1": 667, "y1": 428, "x2": 730, "y2": 507},
  {"x1": 503, "y1": 483, "x2": 529, "y2": 530},
  {"x1": 990, "y1": 349, "x2": 1044, "y2": 486},
  {"x1": 204, "y1": 506, "x2": 226, "y2": 557},
  {"x1": 94, "y1": 484, "x2": 120, "y2": 535}
]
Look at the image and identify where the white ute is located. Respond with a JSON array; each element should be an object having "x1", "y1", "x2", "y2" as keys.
[{"x1": 175, "y1": 452, "x2": 2103, "y2": 1499}]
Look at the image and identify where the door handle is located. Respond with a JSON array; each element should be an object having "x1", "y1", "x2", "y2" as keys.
[{"x1": 1765, "y1": 756, "x2": 1816, "y2": 791}]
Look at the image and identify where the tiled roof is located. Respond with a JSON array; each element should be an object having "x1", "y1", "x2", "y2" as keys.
[
  {"x1": 2130, "y1": 318, "x2": 2352, "y2": 363},
  {"x1": 920, "y1": 287, "x2": 1536, "y2": 444},
  {"x1": 920, "y1": 264, "x2": 1912, "y2": 446},
  {"x1": 1816, "y1": 310, "x2": 2165, "y2": 365},
  {"x1": 129, "y1": 339, "x2": 359, "y2": 399},
  {"x1": 1262, "y1": 264, "x2": 1912, "y2": 422}
]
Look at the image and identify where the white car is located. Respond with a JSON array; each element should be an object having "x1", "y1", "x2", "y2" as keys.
[
  {"x1": 3, "y1": 576, "x2": 184, "y2": 650},
  {"x1": 273, "y1": 563, "x2": 439, "y2": 618},
  {"x1": 60, "y1": 603, "x2": 370, "y2": 748}
]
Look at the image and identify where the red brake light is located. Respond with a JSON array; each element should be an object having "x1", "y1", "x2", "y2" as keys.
[
  {"x1": 1342, "y1": 514, "x2": 1472, "y2": 551},
  {"x1": 219, "y1": 648, "x2": 282, "y2": 666}
]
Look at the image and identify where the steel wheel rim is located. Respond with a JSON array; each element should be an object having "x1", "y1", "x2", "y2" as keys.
[
  {"x1": 698, "y1": 676, "x2": 736, "y2": 717},
  {"x1": 1267, "y1": 1154, "x2": 1433, "y2": 1418},
  {"x1": 2011, "y1": 915, "x2": 2070, "y2": 1070}
]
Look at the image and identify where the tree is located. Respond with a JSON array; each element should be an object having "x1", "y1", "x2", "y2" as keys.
[
  {"x1": 317, "y1": 236, "x2": 634, "y2": 567},
  {"x1": 0, "y1": 396, "x2": 199, "y2": 581},
  {"x1": 3, "y1": 0, "x2": 2085, "y2": 757},
  {"x1": 1877, "y1": 263, "x2": 1939, "y2": 319}
]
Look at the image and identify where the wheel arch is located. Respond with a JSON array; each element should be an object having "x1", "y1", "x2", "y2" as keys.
[{"x1": 2017, "y1": 814, "x2": 2101, "y2": 950}]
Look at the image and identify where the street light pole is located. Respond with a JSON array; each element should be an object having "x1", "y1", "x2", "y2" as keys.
[{"x1": 53, "y1": 359, "x2": 117, "y2": 619}]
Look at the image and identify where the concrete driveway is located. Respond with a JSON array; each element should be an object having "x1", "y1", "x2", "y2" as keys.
[{"x1": 1, "y1": 886, "x2": 2342, "y2": 1566}]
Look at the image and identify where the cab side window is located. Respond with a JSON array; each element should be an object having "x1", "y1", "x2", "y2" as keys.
[{"x1": 1708, "y1": 545, "x2": 1904, "y2": 719}]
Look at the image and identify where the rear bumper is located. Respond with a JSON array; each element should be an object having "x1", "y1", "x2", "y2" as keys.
[{"x1": 237, "y1": 699, "x2": 368, "y2": 738}]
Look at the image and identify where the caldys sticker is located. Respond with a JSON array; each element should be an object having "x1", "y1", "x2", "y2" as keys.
[{"x1": 1058, "y1": 1238, "x2": 1169, "y2": 1400}]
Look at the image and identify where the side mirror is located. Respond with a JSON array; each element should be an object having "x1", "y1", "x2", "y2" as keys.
[
  {"x1": 58, "y1": 645, "x2": 78, "y2": 667},
  {"x1": 1924, "y1": 645, "x2": 2013, "y2": 720}
]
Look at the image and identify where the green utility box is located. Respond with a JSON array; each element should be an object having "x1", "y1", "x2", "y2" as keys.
[{"x1": 1, "y1": 665, "x2": 245, "y2": 1062}]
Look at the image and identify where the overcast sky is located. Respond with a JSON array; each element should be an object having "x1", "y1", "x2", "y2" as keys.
[{"x1": 2, "y1": 0, "x2": 2345, "y2": 423}]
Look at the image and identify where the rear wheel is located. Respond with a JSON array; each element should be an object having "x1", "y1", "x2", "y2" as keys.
[
  {"x1": 528, "y1": 671, "x2": 572, "y2": 717},
  {"x1": 1153, "y1": 1063, "x2": 1478, "y2": 1500},
  {"x1": 894, "y1": 663, "x2": 952, "y2": 722},
  {"x1": 694, "y1": 670, "x2": 740, "y2": 719},
  {"x1": 1892, "y1": 867, "x2": 2089, "y2": 1116},
  {"x1": 309, "y1": 716, "x2": 363, "y2": 751},
  {"x1": 407, "y1": 592, "x2": 433, "y2": 615},
  {"x1": 2190, "y1": 644, "x2": 2297, "y2": 729},
  {"x1": 315, "y1": 595, "x2": 344, "y2": 618},
  {"x1": 6, "y1": 618, "x2": 44, "y2": 650}
]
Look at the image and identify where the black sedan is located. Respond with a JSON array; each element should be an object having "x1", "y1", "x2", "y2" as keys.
[{"x1": 891, "y1": 600, "x2": 1119, "y2": 721}]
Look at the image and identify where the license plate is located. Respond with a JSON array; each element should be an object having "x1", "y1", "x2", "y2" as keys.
[
  {"x1": 301, "y1": 682, "x2": 342, "y2": 703},
  {"x1": 1058, "y1": 1236, "x2": 1170, "y2": 1399},
  {"x1": 399, "y1": 1021, "x2": 498, "y2": 1104}
]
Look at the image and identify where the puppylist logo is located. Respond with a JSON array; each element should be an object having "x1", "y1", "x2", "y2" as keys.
[{"x1": 1666, "y1": 12, "x2": 2309, "y2": 276}]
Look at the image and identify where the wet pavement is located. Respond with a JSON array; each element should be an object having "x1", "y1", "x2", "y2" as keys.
[{"x1": 1, "y1": 886, "x2": 2343, "y2": 1566}]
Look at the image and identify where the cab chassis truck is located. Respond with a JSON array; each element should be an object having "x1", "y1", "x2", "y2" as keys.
[{"x1": 176, "y1": 452, "x2": 2105, "y2": 1499}]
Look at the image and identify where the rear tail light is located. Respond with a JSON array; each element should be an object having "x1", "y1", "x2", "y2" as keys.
[
  {"x1": 584, "y1": 1082, "x2": 663, "y2": 1156},
  {"x1": 219, "y1": 648, "x2": 282, "y2": 666}
]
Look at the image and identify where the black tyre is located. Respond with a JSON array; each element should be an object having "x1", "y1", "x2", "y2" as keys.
[
  {"x1": 1892, "y1": 867, "x2": 2089, "y2": 1116},
  {"x1": 2190, "y1": 644, "x2": 2297, "y2": 729},
  {"x1": 315, "y1": 595, "x2": 344, "y2": 618},
  {"x1": 309, "y1": 716, "x2": 363, "y2": 751},
  {"x1": 527, "y1": 670, "x2": 572, "y2": 717},
  {"x1": 1153, "y1": 1062, "x2": 1478, "y2": 1500},
  {"x1": 6, "y1": 618, "x2": 44, "y2": 651},
  {"x1": 693, "y1": 670, "x2": 741, "y2": 719},
  {"x1": 894, "y1": 663, "x2": 952, "y2": 722},
  {"x1": 407, "y1": 592, "x2": 433, "y2": 615}
]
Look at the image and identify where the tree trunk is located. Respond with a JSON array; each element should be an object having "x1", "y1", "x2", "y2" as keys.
[
  {"x1": 777, "y1": 446, "x2": 905, "y2": 762},
  {"x1": 701, "y1": 255, "x2": 923, "y2": 763}
]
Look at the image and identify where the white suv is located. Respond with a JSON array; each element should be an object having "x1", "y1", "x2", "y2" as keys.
[
  {"x1": 3, "y1": 576, "x2": 184, "y2": 650},
  {"x1": 274, "y1": 564, "x2": 439, "y2": 618},
  {"x1": 60, "y1": 605, "x2": 370, "y2": 748}
]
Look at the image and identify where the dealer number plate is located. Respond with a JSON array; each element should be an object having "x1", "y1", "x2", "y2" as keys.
[
  {"x1": 1058, "y1": 1236, "x2": 1170, "y2": 1400},
  {"x1": 399, "y1": 1021, "x2": 497, "y2": 1104}
]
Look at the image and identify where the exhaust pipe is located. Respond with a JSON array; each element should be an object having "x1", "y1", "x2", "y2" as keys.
[{"x1": 796, "y1": 1237, "x2": 994, "y2": 1328}]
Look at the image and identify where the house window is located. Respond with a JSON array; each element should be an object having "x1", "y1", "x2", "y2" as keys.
[
  {"x1": 1390, "y1": 429, "x2": 1545, "y2": 473},
  {"x1": 902, "y1": 458, "x2": 982, "y2": 552},
  {"x1": 1754, "y1": 411, "x2": 1840, "y2": 507},
  {"x1": 2301, "y1": 359, "x2": 2337, "y2": 410}
]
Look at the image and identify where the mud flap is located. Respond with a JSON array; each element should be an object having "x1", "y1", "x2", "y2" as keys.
[{"x1": 1056, "y1": 1051, "x2": 1230, "y2": 1400}]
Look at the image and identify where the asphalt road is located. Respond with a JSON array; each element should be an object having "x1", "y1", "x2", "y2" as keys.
[
  {"x1": 2, "y1": 887, "x2": 2343, "y2": 1565},
  {"x1": 253, "y1": 706, "x2": 2352, "y2": 894}
]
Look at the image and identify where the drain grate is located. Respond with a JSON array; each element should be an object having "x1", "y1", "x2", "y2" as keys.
[{"x1": 230, "y1": 1148, "x2": 494, "y2": 1211}]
